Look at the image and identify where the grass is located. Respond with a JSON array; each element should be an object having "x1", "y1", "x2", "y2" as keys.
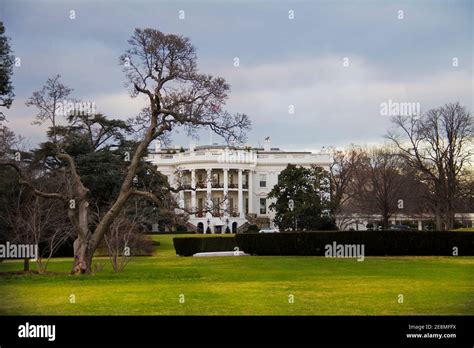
[
  {"x1": 0, "y1": 234, "x2": 473, "y2": 315},
  {"x1": 450, "y1": 227, "x2": 474, "y2": 232}
]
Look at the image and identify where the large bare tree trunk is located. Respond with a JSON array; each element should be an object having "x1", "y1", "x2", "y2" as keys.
[
  {"x1": 68, "y1": 193, "x2": 93, "y2": 274},
  {"x1": 69, "y1": 118, "x2": 155, "y2": 274},
  {"x1": 72, "y1": 238, "x2": 86, "y2": 274},
  {"x1": 78, "y1": 113, "x2": 159, "y2": 272},
  {"x1": 72, "y1": 238, "x2": 94, "y2": 274}
]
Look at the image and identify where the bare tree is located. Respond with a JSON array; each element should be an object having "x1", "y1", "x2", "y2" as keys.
[
  {"x1": 16, "y1": 195, "x2": 73, "y2": 274},
  {"x1": 351, "y1": 146, "x2": 406, "y2": 229},
  {"x1": 328, "y1": 146, "x2": 364, "y2": 229},
  {"x1": 1, "y1": 185, "x2": 32, "y2": 271},
  {"x1": 1, "y1": 28, "x2": 250, "y2": 274},
  {"x1": 387, "y1": 102, "x2": 473, "y2": 229},
  {"x1": 103, "y1": 200, "x2": 154, "y2": 272},
  {"x1": 25, "y1": 74, "x2": 73, "y2": 143},
  {"x1": 104, "y1": 212, "x2": 136, "y2": 273},
  {"x1": 0, "y1": 179, "x2": 72, "y2": 273},
  {"x1": 0, "y1": 130, "x2": 67, "y2": 272}
]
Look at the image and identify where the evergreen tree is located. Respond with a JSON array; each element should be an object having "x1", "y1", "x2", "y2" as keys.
[{"x1": 268, "y1": 164, "x2": 336, "y2": 231}]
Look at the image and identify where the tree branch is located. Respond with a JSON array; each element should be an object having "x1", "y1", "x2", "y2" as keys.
[{"x1": 0, "y1": 161, "x2": 67, "y2": 201}]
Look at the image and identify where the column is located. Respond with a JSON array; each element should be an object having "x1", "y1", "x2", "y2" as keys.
[
  {"x1": 206, "y1": 168, "x2": 212, "y2": 211},
  {"x1": 418, "y1": 220, "x2": 422, "y2": 231},
  {"x1": 191, "y1": 169, "x2": 196, "y2": 218},
  {"x1": 178, "y1": 170, "x2": 184, "y2": 209},
  {"x1": 238, "y1": 169, "x2": 243, "y2": 218},
  {"x1": 248, "y1": 170, "x2": 253, "y2": 214},
  {"x1": 223, "y1": 168, "x2": 229, "y2": 216}
]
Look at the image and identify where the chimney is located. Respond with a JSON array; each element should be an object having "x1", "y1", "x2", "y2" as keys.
[
  {"x1": 263, "y1": 137, "x2": 271, "y2": 151},
  {"x1": 189, "y1": 142, "x2": 196, "y2": 152}
]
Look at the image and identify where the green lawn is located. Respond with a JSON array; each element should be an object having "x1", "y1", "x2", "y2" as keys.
[
  {"x1": 0, "y1": 234, "x2": 473, "y2": 315},
  {"x1": 450, "y1": 227, "x2": 474, "y2": 232}
]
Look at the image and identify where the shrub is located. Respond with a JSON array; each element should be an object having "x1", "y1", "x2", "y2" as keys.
[
  {"x1": 96, "y1": 231, "x2": 155, "y2": 258},
  {"x1": 245, "y1": 224, "x2": 260, "y2": 233},
  {"x1": 173, "y1": 236, "x2": 238, "y2": 256},
  {"x1": 176, "y1": 225, "x2": 188, "y2": 233},
  {"x1": 235, "y1": 231, "x2": 474, "y2": 256},
  {"x1": 424, "y1": 220, "x2": 436, "y2": 231},
  {"x1": 100, "y1": 231, "x2": 155, "y2": 256},
  {"x1": 152, "y1": 231, "x2": 196, "y2": 235},
  {"x1": 401, "y1": 220, "x2": 418, "y2": 229}
]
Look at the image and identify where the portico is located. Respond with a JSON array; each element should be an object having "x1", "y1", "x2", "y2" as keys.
[{"x1": 177, "y1": 168, "x2": 253, "y2": 232}]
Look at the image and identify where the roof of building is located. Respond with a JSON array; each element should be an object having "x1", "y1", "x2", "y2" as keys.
[{"x1": 153, "y1": 144, "x2": 316, "y2": 155}]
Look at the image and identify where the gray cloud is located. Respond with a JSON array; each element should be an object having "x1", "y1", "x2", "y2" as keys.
[{"x1": 1, "y1": 0, "x2": 472, "y2": 150}]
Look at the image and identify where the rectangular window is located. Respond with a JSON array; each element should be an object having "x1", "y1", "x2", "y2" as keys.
[
  {"x1": 212, "y1": 173, "x2": 220, "y2": 185},
  {"x1": 245, "y1": 198, "x2": 249, "y2": 214},
  {"x1": 259, "y1": 174, "x2": 267, "y2": 188},
  {"x1": 260, "y1": 198, "x2": 267, "y2": 214},
  {"x1": 197, "y1": 173, "x2": 205, "y2": 187}
]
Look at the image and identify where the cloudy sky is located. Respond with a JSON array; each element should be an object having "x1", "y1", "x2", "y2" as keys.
[{"x1": 1, "y1": 0, "x2": 473, "y2": 151}]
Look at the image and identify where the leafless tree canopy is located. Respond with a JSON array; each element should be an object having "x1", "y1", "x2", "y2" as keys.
[
  {"x1": 120, "y1": 28, "x2": 250, "y2": 143},
  {"x1": 353, "y1": 146, "x2": 406, "y2": 229},
  {"x1": 387, "y1": 102, "x2": 473, "y2": 229}
]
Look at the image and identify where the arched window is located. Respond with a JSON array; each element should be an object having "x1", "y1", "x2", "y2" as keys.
[{"x1": 197, "y1": 222, "x2": 204, "y2": 234}]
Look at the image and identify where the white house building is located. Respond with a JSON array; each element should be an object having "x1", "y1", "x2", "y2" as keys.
[{"x1": 147, "y1": 138, "x2": 331, "y2": 233}]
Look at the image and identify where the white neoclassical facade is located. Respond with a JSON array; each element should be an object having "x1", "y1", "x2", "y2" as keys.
[{"x1": 147, "y1": 138, "x2": 331, "y2": 233}]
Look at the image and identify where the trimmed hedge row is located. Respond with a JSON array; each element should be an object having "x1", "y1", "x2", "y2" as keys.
[
  {"x1": 173, "y1": 236, "x2": 238, "y2": 256},
  {"x1": 234, "y1": 231, "x2": 474, "y2": 256}
]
